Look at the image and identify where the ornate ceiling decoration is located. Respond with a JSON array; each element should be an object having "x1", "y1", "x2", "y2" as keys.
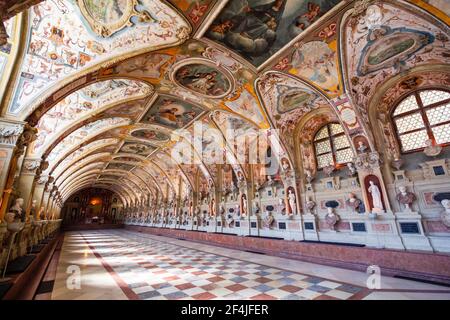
[{"x1": 0, "y1": 0, "x2": 448, "y2": 203}]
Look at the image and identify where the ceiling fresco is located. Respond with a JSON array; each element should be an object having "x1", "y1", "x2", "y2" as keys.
[
  {"x1": 0, "y1": 0, "x2": 448, "y2": 203},
  {"x1": 7, "y1": 0, "x2": 189, "y2": 115},
  {"x1": 206, "y1": 0, "x2": 342, "y2": 67},
  {"x1": 141, "y1": 95, "x2": 204, "y2": 129}
]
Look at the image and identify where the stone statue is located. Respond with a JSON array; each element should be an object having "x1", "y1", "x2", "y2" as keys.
[
  {"x1": 423, "y1": 139, "x2": 442, "y2": 157},
  {"x1": 440, "y1": 199, "x2": 450, "y2": 227},
  {"x1": 253, "y1": 201, "x2": 260, "y2": 215},
  {"x1": 306, "y1": 197, "x2": 316, "y2": 215},
  {"x1": 346, "y1": 193, "x2": 362, "y2": 213},
  {"x1": 267, "y1": 175, "x2": 276, "y2": 194},
  {"x1": 39, "y1": 206, "x2": 46, "y2": 220},
  {"x1": 219, "y1": 204, "x2": 225, "y2": 217},
  {"x1": 226, "y1": 213, "x2": 234, "y2": 228},
  {"x1": 278, "y1": 198, "x2": 285, "y2": 215},
  {"x1": 396, "y1": 186, "x2": 416, "y2": 211},
  {"x1": 235, "y1": 204, "x2": 240, "y2": 218},
  {"x1": 368, "y1": 180, "x2": 384, "y2": 212},
  {"x1": 30, "y1": 200, "x2": 37, "y2": 218},
  {"x1": 230, "y1": 182, "x2": 237, "y2": 199},
  {"x1": 325, "y1": 207, "x2": 339, "y2": 231},
  {"x1": 282, "y1": 159, "x2": 291, "y2": 172},
  {"x1": 242, "y1": 197, "x2": 247, "y2": 217},
  {"x1": 9, "y1": 198, "x2": 24, "y2": 222},
  {"x1": 288, "y1": 189, "x2": 296, "y2": 215},
  {"x1": 305, "y1": 169, "x2": 314, "y2": 183}
]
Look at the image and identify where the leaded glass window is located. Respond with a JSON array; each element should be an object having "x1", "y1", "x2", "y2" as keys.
[
  {"x1": 393, "y1": 90, "x2": 450, "y2": 152},
  {"x1": 314, "y1": 123, "x2": 353, "y2": 169}
]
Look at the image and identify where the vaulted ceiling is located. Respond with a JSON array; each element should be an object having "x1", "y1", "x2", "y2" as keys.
[{"x1": 0, "y1": 0, "x2": 448, "y2": 206}]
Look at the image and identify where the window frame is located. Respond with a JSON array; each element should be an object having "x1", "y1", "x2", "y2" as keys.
[
  {"x1": 391, "y1": 89, "x2": 450, "y2": 154},
  {"x1": 313, "y1": 122, "x2": 352, "y2": 170}
]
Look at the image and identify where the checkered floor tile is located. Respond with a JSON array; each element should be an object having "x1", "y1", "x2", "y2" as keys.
[{"x1": 77, "y1": 231, "x2": 368, "y2": 300}]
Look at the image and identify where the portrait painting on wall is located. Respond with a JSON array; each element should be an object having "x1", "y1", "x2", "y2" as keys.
[
  {"x1": 141, "y1": 96, "x2": 204, "y2": 129},
  {"x1": 174, "y1": 64, "x2": 231, "y2": 97},
  {"x1": 206, "y1": 0, "x2": 342, "y2": 66}
]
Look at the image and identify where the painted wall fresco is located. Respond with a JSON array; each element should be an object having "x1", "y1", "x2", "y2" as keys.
[
  {"x1": 422, "y1": 0, "x2": 450, "y2": 15},
  {"x1": 343, "y1": 2, "x2": 450, "y2": 124},
  {"x1": 141, "y1": 95, "x2": 204, "y2": 129},
  {"x1": 8, "y1": 0, "x2": 189, "y2": 114},
  {"x1": 257, "y1": 72, "x2": 329, "y2": 133},
  {"x1": 286, "y1": 41, "x2": 340, "y2": 96},
  {"x1": 107, "y1": 162, "x2": 135, "y2": 171},
  {"x1": 131, "y1": 128, "x2": 171, "y2": 142},
  {"x1": 223, "y1": 86, "x2": 267, "y2": 127},
  {"x1": 168, "y1": 0, "x2": 216, "y2": 29},
  {"x1": 82, "y1": 0, "x2": 130, "y2": 25},
  {"x1": 50, "y1": 138, "x2": 119, "y2": 175},
  {"x1": 33, "y1": 79, "x2": 150, "y2": 154},
  {"x1": 46, "y1": 117, "x2": 130, "y2": 164},
  {"x1": 206, "y1": 0, "x2": 342, "y2": 66},
  {"x1": 174, "y1": 63, "x2": 231, "y2": 97},
  {"x1": 120, "y1": 142, "x2": 156, "y2": 156}
]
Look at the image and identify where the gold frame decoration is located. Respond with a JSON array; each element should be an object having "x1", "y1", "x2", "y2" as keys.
[{"x1": 77, "y1": 0, "x2": 153, "y2": 38}]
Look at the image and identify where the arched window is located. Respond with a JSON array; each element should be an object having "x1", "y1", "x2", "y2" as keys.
[
  {"x1": 314, "y1": 123, "x2": 353, "y2": 169},
  {"x1": 392, "y1": 89, "x2": 450, "y2": 153}
]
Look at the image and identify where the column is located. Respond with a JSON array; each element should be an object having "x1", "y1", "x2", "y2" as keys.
[
  {"x1": 32, "y1": 175, "x2": 49, "y2": 219},
  {"x1": 0, "y1": 120, "x2": 37, "y2": 221},
  {"x1": 17, "y1": 157, "x2": 48, "y2": 219}
]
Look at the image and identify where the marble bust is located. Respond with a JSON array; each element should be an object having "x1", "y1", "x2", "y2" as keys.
[
  {"x1": 357, "y1": 141, "x2": 368, "y2": 153},
  {"x1": 9, "y1": 198, "x2": 24, "y2": 222},
  {"x1": 440, "y1": 199, "x2": 450, "y2": 227},
  {"x1": 305, "y1": 197, "x2": 316, "y2": 215},
  {"x1": 345, "y1": 193, "x2": 362, "y2": 213},
  {"x1": 396, "y1": 186, "x2": 416, "y2": 211},
  {"x1": 263, "y1": 212, "x2": 274, "y2": 229},
  {"x1": 423, "y1": 139, "x2": 442, "y2": 157},
  {"x1": 325, "y1": 207, "x2": 339, "y2": 231}
]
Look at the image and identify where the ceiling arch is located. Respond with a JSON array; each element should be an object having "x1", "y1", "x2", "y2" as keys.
[{"x1": 0, "y1": 0, "x2": 447, "y2": 209}]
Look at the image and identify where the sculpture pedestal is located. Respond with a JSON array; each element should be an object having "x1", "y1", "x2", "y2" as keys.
[
  {"x1": 17, "y1": 224, "x2": 31, "y2": 257},
  {"x1": 259, "y1": 214, "x2": 288, "y2": 239},
  {"x1": 283, "y1": 215, "x2": 304, "y2": 241},
  {"x1": 222, "y1": 219, "x2": 237, "y2": 235},
  {"x1": 235, "y1": 218, "x2": 250, "y2": 237},
  {"x1": 0, "y1": 223, "x2": 7, "y2": 271},
  {"x1": 168, "y1": 218, "x2": 176, "y2": 229},
  {"x1": 303, "y1": 214, "x2": 319, "y2": 241},
  {"x1": 395, "y1": 211, "x2": 433, "y2": 252},
  {"x1": 197, "y1": 219, "x2": 207, "y2": 232},
  {"x1": 183, "y1": 220, "x2": 193, "y2": 231},
  {"x1": 192, "y1": 218, "x2": 199, "y2": 231},
  {"x1": 249, "y1": 215, "x2": 261, "y2": 237},
  {"x1": 207, "y1": 217, "x2": 217, "y2": 233},
  {"x1": 215, "y1": 216, "x2": 224, "y2": 233},
  {"x1": 363, "y1": 213, "x2": 405, "y2": 250}
]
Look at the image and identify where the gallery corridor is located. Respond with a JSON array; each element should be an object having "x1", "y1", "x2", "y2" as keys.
[{"x1": 43, "y1": 230, "x2": 450, "y2": 300}]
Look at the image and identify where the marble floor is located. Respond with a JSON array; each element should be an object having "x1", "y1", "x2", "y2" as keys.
[{"x1": 50, "y1": 230, "x2": 450, "y2": 300}]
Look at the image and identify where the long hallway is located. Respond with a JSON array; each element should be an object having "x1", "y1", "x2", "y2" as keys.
[{"x1": 47, "y1": 230, "x2": 450, "y2": 300}]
